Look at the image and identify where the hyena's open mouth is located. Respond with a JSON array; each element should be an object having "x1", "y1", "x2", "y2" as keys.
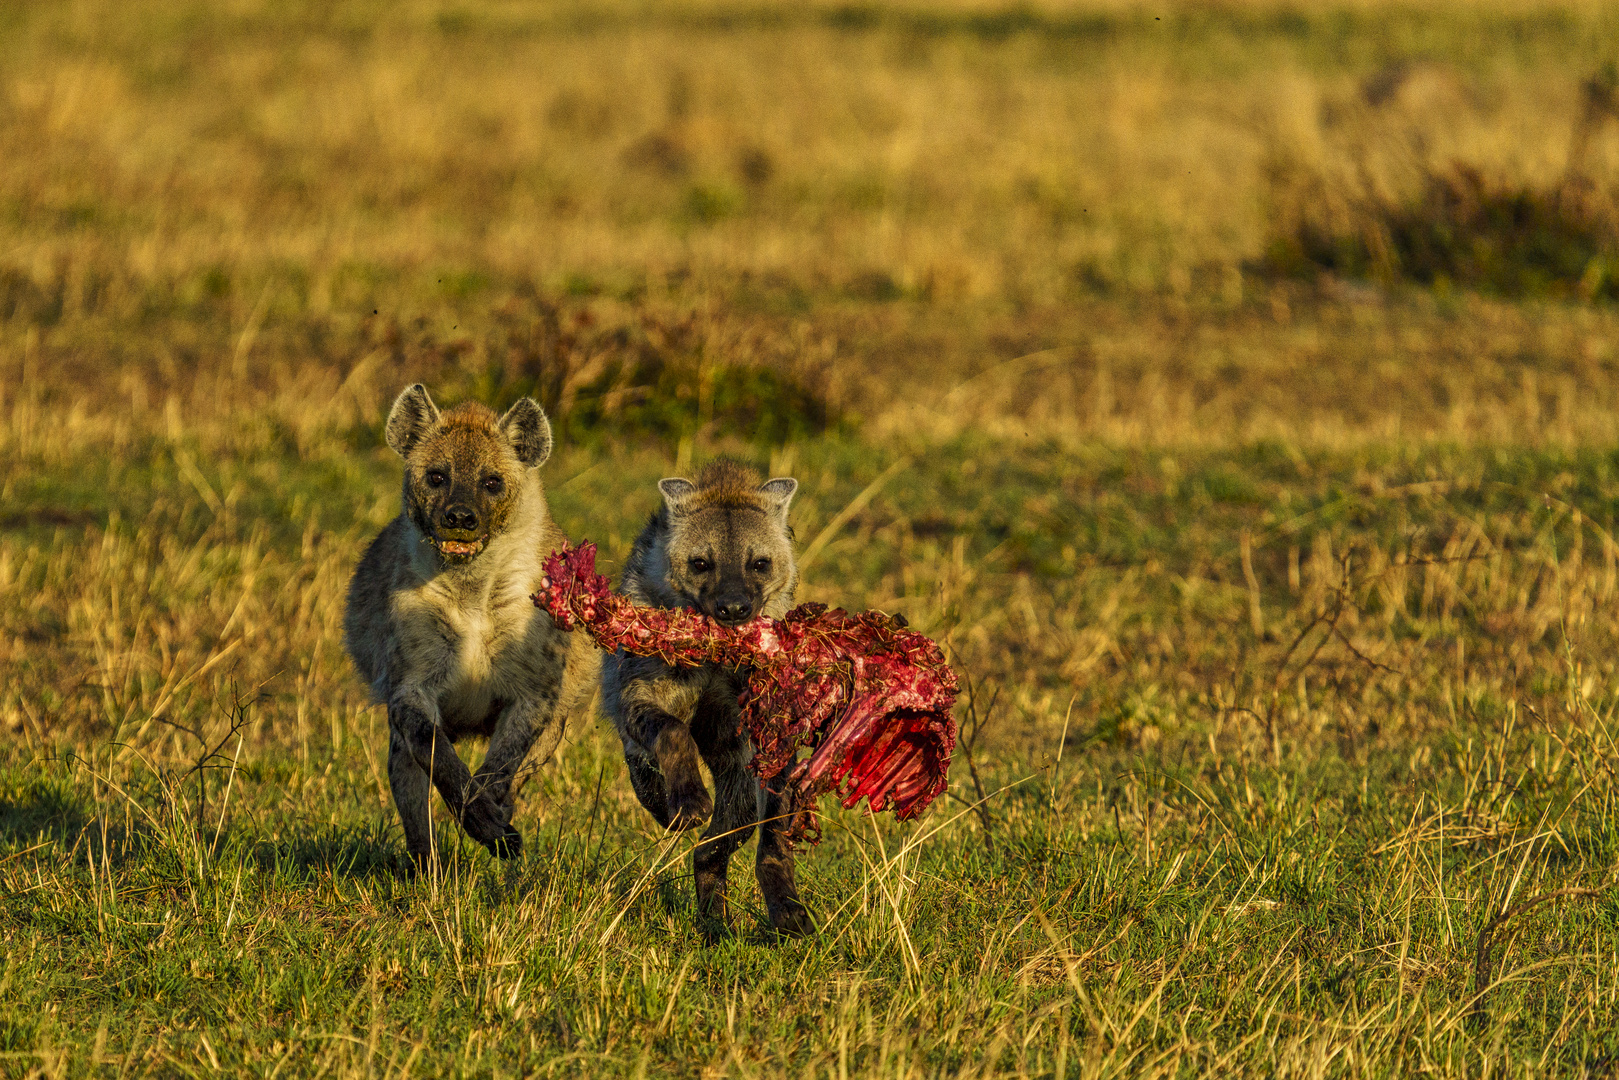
[{"x1": 434, "y1": 534, "x2": 488, "y2": 560}]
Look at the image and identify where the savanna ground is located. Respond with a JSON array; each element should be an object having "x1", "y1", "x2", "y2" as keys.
[{"x1": 5, "y1": 0, "x2": 1619, "y2": 1075}]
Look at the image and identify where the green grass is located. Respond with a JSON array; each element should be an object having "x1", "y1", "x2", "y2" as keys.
[
  {"x1": 4, "y1": 680, "x2": 1619, "y2": 1076},
  {"x1": 6, "y1": 429, "x2": 1619, "y2": 1076}
]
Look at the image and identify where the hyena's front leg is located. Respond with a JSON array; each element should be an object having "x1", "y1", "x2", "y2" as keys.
[
  {"x1": 651, "y1": 717, "x2": 713, "y2": 830},
  {"x1": 756, "y1": 776, "x2": 814, "y2": 937},
  {"x1": 622, "y1": 678, "x2": 711, "y2": 829},
  {"x1": 387, "y1": 726, "x2": 434, "y2": 864},
  {"x1": 693, "y1": 750, "x2": 760, "y2": 942},
  {"x1": 468, "y1": 694, "x2": 567, "y2": 860},
  {"x1": 389, "y1": 688, "x2": 515, "y2": 856},
  {"x1": 622, "y1": 748, "x2": 673, "y2": 829}
]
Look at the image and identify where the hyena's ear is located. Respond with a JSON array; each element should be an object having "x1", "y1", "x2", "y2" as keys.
[
  {"x1": 385, "y1": 384, "x2": 441, "y2": 459},
  {"x1": 658, "y1": 478, "x2": 696, "y2": 514},
  {"x1": 758, "y1": 477, "x2": 798, "y2": 524},
  {"x1": 498, "y1": 398, "x2": 552, "y2": 468}
]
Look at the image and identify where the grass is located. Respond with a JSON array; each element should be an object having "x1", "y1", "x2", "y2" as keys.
[
  {"x1": 4, "y1": 0, "x2": 1618, "y2": 308},
  {"x1": 4, "y1": 0, "x2": 1619, "y2": 1076},
  {"x1": 5, "y1": 718, "x2": 1618, "y2": 1077},
  {"x1": 7, "y1": 426, "x2": 1619, "y2": 1076}
]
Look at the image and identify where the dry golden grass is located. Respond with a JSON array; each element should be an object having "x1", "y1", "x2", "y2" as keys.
[
  {"x1": 4, "y1": 0, "x2": 1619, "y2": 456},
  {"x1": 4, "y1": 0, "x2": 1616, "y2": 304}
]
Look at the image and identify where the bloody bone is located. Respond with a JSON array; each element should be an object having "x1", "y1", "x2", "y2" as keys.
[{"x1": 533, "y1": 542, "x2": 958, "y2": 843}]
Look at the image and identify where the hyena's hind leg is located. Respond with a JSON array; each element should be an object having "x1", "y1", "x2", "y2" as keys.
[{"x1": 756, "y1": 777, "x2": 814, "y2": 936}]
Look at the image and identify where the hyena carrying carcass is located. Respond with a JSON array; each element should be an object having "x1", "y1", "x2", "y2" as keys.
[
  {"x1": 345, "y1": 385, "x2": 598, "y2": 866},
  {"x1": 601, "y1": 459, "x2": 814, "y2": 939}
]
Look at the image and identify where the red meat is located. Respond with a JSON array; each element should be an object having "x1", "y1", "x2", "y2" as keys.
[{"x1": 533, "y1": 542, "x2": 959, "y2": 844}]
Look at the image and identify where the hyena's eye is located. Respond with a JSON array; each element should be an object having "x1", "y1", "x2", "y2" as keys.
[
  {"x1": 687, "y1": 556, "x2": 712, "y2": 574},
  {"x1": 482, "y1": 476, "x2": 504, "y2": 495},
  {"x1": 751, "y1": 557, "x2": 772, "y2": 574},
  {"x1": 426, "y1": 470, "x2": 447, "y2": 488}
]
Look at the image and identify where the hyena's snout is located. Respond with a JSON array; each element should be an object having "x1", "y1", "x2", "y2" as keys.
[
  {"x1": 710, "y1": 591, "x2": 755, "y2": 625},
  {"x1": 430, "y1": 498, "x2": 487, "y2": 559},
  {"x1": 439, "y1": 503, "x2": 480, "y2": 533},
  {"x1": 702, "y1": 568, "x2": 760, "y2": 625}
]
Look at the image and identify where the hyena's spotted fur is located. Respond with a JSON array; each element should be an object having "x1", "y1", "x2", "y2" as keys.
[
  {"x1": 345, "y1": 385, "x2": 597, "y2": 865},
  {"x1": 601, "y1": 459, "x2": 811, "y2": 939}
]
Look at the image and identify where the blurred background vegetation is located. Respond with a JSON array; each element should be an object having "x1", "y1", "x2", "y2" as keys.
[{"x1": 4, "y1": 0, "x2": 1619, "y2": 451}]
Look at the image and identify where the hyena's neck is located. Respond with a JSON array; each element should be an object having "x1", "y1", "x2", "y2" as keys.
[{"x1": 622, "y1": 532, "x2": 686, "y2": 613}]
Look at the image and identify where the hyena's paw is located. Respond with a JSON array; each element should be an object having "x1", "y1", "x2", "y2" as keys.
[
  {"x1": 666, "y1": 780, "x2": 713, "y2": 831},
  {"x1": 767, "y1": 898, "x2": 815, "y2": 938},
  {"x1": 458, "y1": 797, "x2": 518, "y2": 851},
  {"x1": 484, "y1": 826, "x2": 523, "y2": 860}
]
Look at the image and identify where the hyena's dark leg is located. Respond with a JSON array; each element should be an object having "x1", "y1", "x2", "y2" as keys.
[
  {"x1": 468, "y1": 695, "x2": 566, "y2": 860},
  {"x1": 622, "y1": 746, "x2": 674, "y2": 829},
  {"x1": 387, "y1": 726, "x2": 434, "y2": 864},
  {"x1": 756, "y1": 776, "x2": 813, "y2": 936},
  {"x1": 389, "y1": 690, "x2": 515, "y2": 855},
  {"x1": 623, "y1": 702, "x2": 712, "y2": 829},
  {"x1": 692, "y1": 750, "x2": 760, "y2": 942}
]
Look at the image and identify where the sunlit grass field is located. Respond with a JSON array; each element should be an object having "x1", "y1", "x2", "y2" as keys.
[{"x1": 5, "y1": 1, "x2": 1619, "y2": 1076}]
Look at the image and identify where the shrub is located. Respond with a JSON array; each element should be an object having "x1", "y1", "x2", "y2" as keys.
[{"x1": 1262, "y1": 64, "x2": 1619, "y2": 300}]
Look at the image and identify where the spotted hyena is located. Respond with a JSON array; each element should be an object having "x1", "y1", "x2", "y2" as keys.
[
  {"x1": 600, "y1": 459, "x2": 812, "y2": 938},
  {"x1": 344, "y1": 384, "x2": 597, "y2": 865}
]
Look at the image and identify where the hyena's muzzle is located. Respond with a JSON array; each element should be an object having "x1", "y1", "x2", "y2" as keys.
[
  {"x1": 698, "y1": 563, "x2": 761, "y2": 626},
  {"x1": 408, "y1": 450, "x2": 520, "y2": 564}
]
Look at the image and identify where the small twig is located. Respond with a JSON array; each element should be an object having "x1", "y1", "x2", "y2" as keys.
[
  {"x1": 1270, "y1": 571, "x2": 1351, "y2": 691},
  {"x1": 957, "y1": 670, "x2": 1000, "y2": 848},
  {"x1": 581, "y1": 764, "x2": 606, "y2": 884},
  {"x1": 1290, "y1": 597, "x2": 1345, "y2": 680},
  {"x1": 1331, "y1": 627, "x2": 1405, "y2": 677},
  {"x1": 159, "y1": 682, "x2": 255, "y2": 842},
  {"x1": 1471, "y1": 887, "x2": 1605, "y2": 1027},
  {"x1": 1269, "y1": 608, "x2": 1333, "y2": 692},
  {"x1": 1273, "y1": 551, "x2": 1394, "y2": 692}
]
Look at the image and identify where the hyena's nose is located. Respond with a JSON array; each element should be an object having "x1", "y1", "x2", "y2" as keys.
[
  {"x1": 441, "y1": 505, "x2": 479, "y2": 532},
  {"x1": 713, "y1": 597, "x2": 753, "y2": 624}
]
